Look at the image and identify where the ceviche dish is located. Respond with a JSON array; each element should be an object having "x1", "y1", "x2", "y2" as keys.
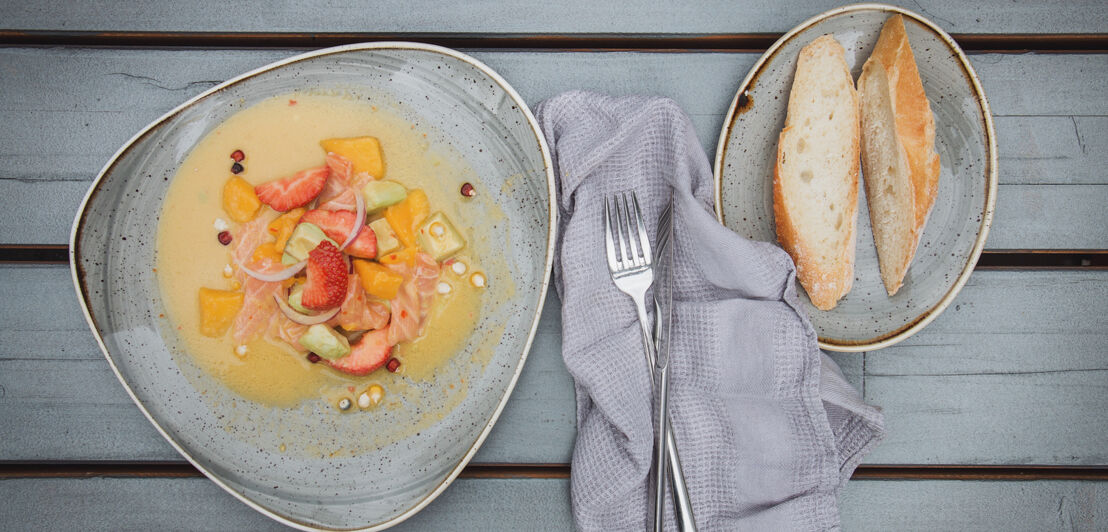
[{"x1": 157, "y1": 92, "x2": 496, "y2": 414}]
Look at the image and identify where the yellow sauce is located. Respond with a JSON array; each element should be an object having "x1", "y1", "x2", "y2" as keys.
[{"x1": 156, "y1": 92, "x2": 491, "y2": 413}]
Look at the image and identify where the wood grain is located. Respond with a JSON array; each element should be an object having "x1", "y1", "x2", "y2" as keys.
[
  {"x1": 840, "y1": 479, "x2": 1108, "y2": 530},
  {"x1": 0, "y1": 477, "x2": 573, "y2": 531},
  {"x1": 0, "y1": 476, "x2": 1104, "y2": 530},
  {"x1": 0, "y1": 49, "x2": 1105, "y2": 248},
  {"x1": 1, "y1": 265, "x2": 1105, "y2": 465},
  {"x1": 1, "y1": 1, "x2": 1106, "y2": 34},
  {"x1": 862, "y1": 271, "x2": 1108, "y2": 465}
]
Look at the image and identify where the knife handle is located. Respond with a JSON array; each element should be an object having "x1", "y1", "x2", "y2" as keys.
[
  {"x1": 665, "y1": 417, "x2": 697, "y2": 532},
  {"x1": 650, "y1": 299, "x2": 697, "y2": 531},
  {"x1": 654, "y1": 365, "x2": 669, "y2": 532}
]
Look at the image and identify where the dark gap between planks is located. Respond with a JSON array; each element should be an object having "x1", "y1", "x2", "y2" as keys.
[
  {"x1": 5, "y1": 245, "x2": 1106, "y2": 269},
  {"x1": 0, "y1": 244, "x2": 68, "y2": 263},
  {"x1": 2, "y1": 462, "x2": 1107, "y2": 481},
  {"x1": 0, "y1": 30, "x2": 1106, "y2": 52}
]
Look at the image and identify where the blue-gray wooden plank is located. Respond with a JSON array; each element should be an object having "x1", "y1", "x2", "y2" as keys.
[
  {"x1": 1, "y1": 1, "x2": 1106, "y2": 34},
  {"x1": 0, "y1": 476, "x2": 1105, "y2": 530},
  {"x1": 0, "y1": 477, "x2": 573, "y2": 531},
  {"x1": 1, "y1": 49, "x2": 1104, "y2": 248},
  {"x1": 864, "y1": 272, "x2": 1108, "y2": 465},
  {"x1": 0, "y1": 264, "x2": 574, "y2": 463},
  {"x1": 1, "y1": 265, "x2": 1106, "y2": 465}
]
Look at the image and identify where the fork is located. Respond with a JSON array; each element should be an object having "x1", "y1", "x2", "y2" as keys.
[{"x1": 605, "y1": 192, "x2": 696, "y2": 532}]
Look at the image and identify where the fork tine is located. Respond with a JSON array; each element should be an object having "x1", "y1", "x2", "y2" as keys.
[
  {"x1": 621, "y1": 193, "x2": 642, "y2": 266},
  {"x1": 603, "y1": 199, "x2": 619, "y2": 271},
  {"x1": 631, "y1": 192, "x2": 652, "y2": 265},
  {"x1": 612, "y1": 195, "x2": 631, "y2": 268}
]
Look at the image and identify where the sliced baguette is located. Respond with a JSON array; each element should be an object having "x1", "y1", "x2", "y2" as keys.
[
  {"x1": 858, "y1": 14, "x2": 941, "y2": 295},
  {"x1": 774, "y1": 34, "x2": 860, "y2": 311}
]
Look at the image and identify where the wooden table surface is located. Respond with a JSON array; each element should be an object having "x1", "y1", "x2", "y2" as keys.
[{"x1": 1, "y1": 1, "x2": 1106, "y2": 530}]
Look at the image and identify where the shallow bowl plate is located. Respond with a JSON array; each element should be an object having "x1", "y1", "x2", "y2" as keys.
[
  {"x1": 70, "y1": 43, "x2": 554, "y2": 530},
  {"x1": 714, "y1": 4, "x2": 997, "y2": 351}
]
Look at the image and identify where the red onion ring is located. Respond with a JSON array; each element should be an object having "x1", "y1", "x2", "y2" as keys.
[
  {"x1": 339, "y1": 191, "x2": 366, "y2": 250},
  {"x1": 273, "y1": 293, "x2": 340, "y2": 325},
  {"x1": 235, "y1": 255, "x2": 306, "y2": 283}
]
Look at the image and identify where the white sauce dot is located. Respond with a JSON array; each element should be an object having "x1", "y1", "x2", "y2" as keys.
[
  {"x1": 357, "y1": 392, "x2": 371, "y2": 409},
  {"x1": 437, "y1": 282, "x2": 452, "y2": 294},
  {"x1": 470, "y1": 272, "x2": 486, "y2": 288},
  {"x1": 214, "y1": 218, "x2": 229, "y2": 232},
  {"x1": 222, "y1": 264, "x2": 233, "y2": 278},
  {"x1": 451, "y1": 261, "x2": 467, "y2": 275},
  {"x1": 234, "y1": 345, "x2": 248, "y2": 357},
  {"x1": 430, "y1": 222, "x2": 445, "y2": 237}
]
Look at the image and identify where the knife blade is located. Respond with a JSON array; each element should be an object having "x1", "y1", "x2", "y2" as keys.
[{"x1": 652, "y1": 193, "x2": 697, "y2": 531}]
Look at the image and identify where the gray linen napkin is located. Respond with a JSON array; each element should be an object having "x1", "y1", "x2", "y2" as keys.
[{"x1": 534, "y1": 91, "x2": 885, "y2": 531}]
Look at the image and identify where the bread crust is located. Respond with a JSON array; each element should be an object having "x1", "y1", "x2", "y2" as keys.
[
  {"x1": 860, "y1": 15, "x2": 941, "y2": 295},
  {"x1": 774, "y1": 35, "x2": 860, "y2": 311}
]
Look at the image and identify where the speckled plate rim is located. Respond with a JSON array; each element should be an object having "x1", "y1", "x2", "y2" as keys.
[
  {"x1": 712, "y1": 3, "x2": 998, "y2": 352},
  {"x1": 69, "y1": 42, "x2": 556, "y2": 531}
]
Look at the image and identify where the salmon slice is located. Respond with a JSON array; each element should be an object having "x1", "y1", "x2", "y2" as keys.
[
  {"x1": 385, "y1": 252, "x2": 440, "y2": 345},
  {"x1": 231, "y1": 210, "x2": 280, "y2": 280},
  {"x1": 328, "y1": 271, "x2": 390, "y2": 332},
  {"x1": 317, "y1": 189, "x2": 358, "y2": 212},
  {"x1": 274, "y1": 314, "x2": 309, "y2": 352},
  {"x1": 351, "y1": 170, "x2": 375, "y2": 191},
  {"x1": 232, "y1": 274, "x2": 281, "y2": 345},
  {"x1": 317, "y1": 153, "x2": 356, "y2": 210}
]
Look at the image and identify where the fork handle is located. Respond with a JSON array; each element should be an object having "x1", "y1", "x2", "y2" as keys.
[{"x1": 632, "y1": 299, "x2": 697, "y2": 532}]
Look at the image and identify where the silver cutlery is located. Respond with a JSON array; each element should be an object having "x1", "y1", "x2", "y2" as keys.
[
  {"x1": 651, "y1": 197, "x2": 696, "y2": 532},
  {"x1": 653, "y1": 197, "x2": 672, "y2": 532},
  {"x1": 604, "y1": 192, "x2": 696, "y2": 532}
]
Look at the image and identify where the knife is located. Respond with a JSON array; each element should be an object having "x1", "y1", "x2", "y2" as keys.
[{"x1": 652, "y1": 193, "x2": 697, "y2": 532}]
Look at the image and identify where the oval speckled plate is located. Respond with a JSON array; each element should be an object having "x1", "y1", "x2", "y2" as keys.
[
  {"x1": 70, "y1": 43, "x2": 554, "y2": 530},
  {"x1": 714, "y1": 4, "x2": 997, "y2": 352}
]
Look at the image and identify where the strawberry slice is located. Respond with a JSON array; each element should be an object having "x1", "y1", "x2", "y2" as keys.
[
  {"x1": 301, "y1": 209, "x2": 378, "y2": 259},
  {"x1": 301, "y1": 241, "x2": 348, "y2": 310},
  {"x1": 255, "y1": 166, "x2": 329, "y2": 212},
  {"x1": 327, "y1": 329, "x2": 392, "y2": 375}
]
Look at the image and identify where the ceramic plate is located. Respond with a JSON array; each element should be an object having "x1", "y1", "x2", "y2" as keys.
[
  {"x1": 70, "y1": 43, "x2": 554, "y2": 530},
  {"x1": 714, "y1": 4, "x2": 997, "y2": 351}
]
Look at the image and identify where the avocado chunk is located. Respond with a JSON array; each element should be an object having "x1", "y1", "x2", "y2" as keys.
[
  {"x1": 368, "y1": 217, "x2": 401, "y2": 256},
  {"x1": 416, "y1": 212, "x2": 466, "y2": 261},
  {"x1": 362, "y1": 180, "x2": 408, "y2": 213},
  {"x1": 298, "y1": 324, "x2": 351, "y2": 360},
  {"x1": 287, "y1": 283, "x2": 309, "y2": 314},
  {"x1": 281, "y1": 222, "x2": 338, "y2": 265}
]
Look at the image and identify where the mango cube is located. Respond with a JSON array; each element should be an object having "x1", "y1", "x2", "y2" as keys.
[
  {"x1": 251, "y1": 242, "x2": 283, "y2": 266},
  {"x1": 384, "y1": 189, "x2": 429, "y2": 248},
  {"x1": 353, "y1": 259, "x2": 405, "y2": 300},
  {"x1": 222, "y1": 176, "x2": 261, "y2": 223},
  {"x1": 320, "y1": 136, "x2": 386, "y2": 179},
  {"x1": 267, "y1": 207, "x2": 306, "y2": 252},
  {"x1": 378, "y1": 247, "x2": 419, "y2": 266},
  {"x1": 198, "y1": 288, "x2": 244, "y2": 337}
]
